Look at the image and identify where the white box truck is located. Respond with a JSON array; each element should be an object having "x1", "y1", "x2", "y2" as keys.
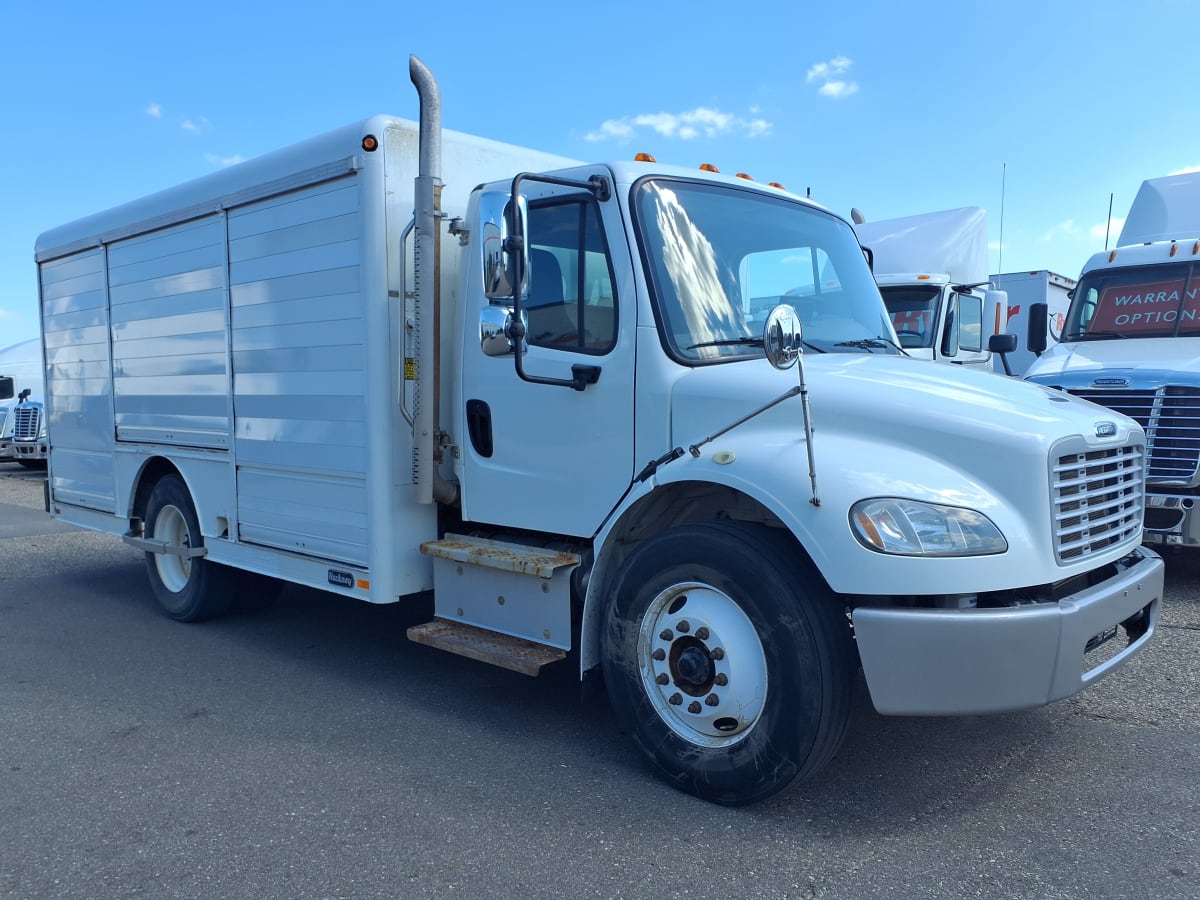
[
  {"x1": 34, "y1": 57, "x2": 1163, "y2": 805},
  {"x1": 852, "y1": 207, "x2": 1009, "y2": 371},
  {"x1": 992, "y1": 269, "x2": 1075, "y2": 375},
  {"x1": 1025, "y1": 172, "x2": 1200, "y2": 549}
]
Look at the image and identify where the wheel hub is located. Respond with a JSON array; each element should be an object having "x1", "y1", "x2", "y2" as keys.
[{"x1": 637, "y1": 582, "x2": 768, "y2": 748}]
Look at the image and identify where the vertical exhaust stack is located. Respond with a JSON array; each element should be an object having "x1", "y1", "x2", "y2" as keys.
[{"x1": 409, "y1": 55, "x2": 457, "y2": 505}]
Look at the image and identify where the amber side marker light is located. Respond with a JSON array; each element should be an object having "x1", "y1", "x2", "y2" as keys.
[
  {"x1": 735, "y1": 172, "x2": 754, "y2": 181},
  {"x1": 699, "y1": 163, "x2": 720, "y2": 173},
  {"x1": 768, "y1": 182, "x2": 787, "y2": 190},
  {"x1": 1109, "y1": 250, "x2": 1118, "y2": 262},
  {"x1": 1171, "y1": 243, "x2": 1179, "y2": 257},
  {"x1": 634, "y1": 152, "x2": 656, "y2": 162},
  {"x1": 362, "y1": 134, "x2": 379, "y2": 152}
]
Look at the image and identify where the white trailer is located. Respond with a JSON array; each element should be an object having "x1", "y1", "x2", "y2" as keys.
[
  {"x1": 34, "y1": 57, "x2": 1163, "y2": 805},
  {"x1": 853, "y1": 207, "x2": 1007, "y2": 371},
  {"x1": 1025, "y1": 171, "x2": 1200, "y2": 549},
  {"x1": 991, "y1": 270, "x2": 1076, "y2": 375}
]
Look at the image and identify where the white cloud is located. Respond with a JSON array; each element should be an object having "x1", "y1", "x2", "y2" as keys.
[
  {"x1": 145, "y1": 104, "x2": 162, "y2": 118},
  {"x1": 1090, "y1": 217, "x2": 1125, "y2": 240},
  {"x1": 818, "y1": 81, "x2": 859, "y2": 99},
  {"x1": 807, "y1": 55, "x2": 851, "y2": 83},
  {"x1": 181, "y1": 116, "x2": 211, "y2": 134},
  {"x1": 204, "y1": 153, "x2": 245, "y2": 167},
  {"x1": 1170, "y1": 164, "x2": 1200, "y2": 175},
  {"x1": 585, "y1": 107, "x2": 772, "y2": 144},
  {"x1": 1042, "y1": 219, "x2": 1083, "y2": 242},
  {"x1": 807, "y1": 56, "x2": 858, "y2": 100}
]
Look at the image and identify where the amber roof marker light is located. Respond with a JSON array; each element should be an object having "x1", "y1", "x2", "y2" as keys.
[{"x1": 362, "y1": 134, "x2": 379, "y2": 152}]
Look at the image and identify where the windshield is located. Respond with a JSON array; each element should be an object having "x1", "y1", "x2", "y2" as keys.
[
  {"x1": 880, "y1": 285, "x2": 941, "y2": 349},
  {"x1": 1064, "y1": 261, "x2": 1200, "y2": 340},
  {"x1": 633, "y1": 178, "x2": 897, "y2": 362}
]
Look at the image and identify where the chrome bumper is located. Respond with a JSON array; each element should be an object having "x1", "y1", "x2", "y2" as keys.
[
  {"x1": 1142, "y1": 492, "x2": 1200, "y2": 549},
  {"x1": 851, "y1": 547, "x2": 1163, "y2": 715}
]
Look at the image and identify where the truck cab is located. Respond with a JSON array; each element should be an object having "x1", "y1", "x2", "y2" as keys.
[
  {"x1": 1024, "y1": 173, "x2": 1200, "y2": 547},
  {"x1": 854, "y1": 207, "x2": 1008, "y2": 371}
]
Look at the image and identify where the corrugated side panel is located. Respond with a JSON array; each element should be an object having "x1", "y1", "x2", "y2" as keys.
[
  {"x1": 109, "y1": 215, "x2": 231, "y2": 447},
  {"x1": 228, "y1": 177, "x2": 369, "y2": 565},
  {"x1": 41, "y1": 249, "x2": 116, "y2": 512}
]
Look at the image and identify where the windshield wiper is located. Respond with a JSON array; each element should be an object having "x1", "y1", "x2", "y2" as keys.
[
  {"x1": 688, "y1": 336, "x2": 828, "y2": 354},
  {"x1": 1067, "y1": 330, "x2": 1129, "y2": 341},
  {"x1": 833, "y1": 338, "x2": 902, "y2": 353},
  {"x1": 687, "y1": 336, "x2": 762, "y2": 350}
]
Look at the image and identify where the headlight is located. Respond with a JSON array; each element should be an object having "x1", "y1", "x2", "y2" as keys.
[{"x1": 850, "y1": 498, "x2": 1007, "y2": 556}]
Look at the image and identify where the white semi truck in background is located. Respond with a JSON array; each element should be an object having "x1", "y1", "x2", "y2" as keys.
[
  {"x1": 0, "y1": 338, "x2": 47, "y2": 468},
  {"x1": 852, "y1": 207, "x2": 1012, "y2": 371},
  {"x1": 993, "y1": 269, "x2": 1076, "y2": 375},
  {"x1": 33, "y1": 56, "x2": 1162, "y2": 805},
  {"x1": 1025, "y1": 171, "x2": 1200, "y2": 549}
]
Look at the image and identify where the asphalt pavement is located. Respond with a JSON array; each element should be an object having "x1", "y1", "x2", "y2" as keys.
[{"x1": 1, "y1": 463, "x2": 1197, "y2": 899}]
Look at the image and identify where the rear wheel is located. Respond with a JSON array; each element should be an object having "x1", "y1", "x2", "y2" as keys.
[
  {"x1": 143, "y1": 474, "x2": 233, "y2": 622},
  {"x1": 602, "y1": 521, "x2": 855, "y2": 806}
]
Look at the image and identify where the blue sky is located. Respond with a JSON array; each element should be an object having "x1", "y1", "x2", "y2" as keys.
[{"x1": 0, "y1": 0, "x2": 1194, "y2": 348}]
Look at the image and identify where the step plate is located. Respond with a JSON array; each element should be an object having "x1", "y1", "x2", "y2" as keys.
[{"x1": 407, "y1": 618, "x2": 567, "y2": 677}]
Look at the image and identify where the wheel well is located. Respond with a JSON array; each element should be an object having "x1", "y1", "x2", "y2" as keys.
[
  {"x1": 131, "y1": 457, "x2": 182, "y2": 523},
  {"x1": 580, "y1": 481, "x2": 830, "y2": 675}
]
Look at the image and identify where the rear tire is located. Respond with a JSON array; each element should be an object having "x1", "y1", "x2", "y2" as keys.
[
  {"x1": 602, "y1": 521, "x2": 855, "y2": 806},
  {"x1": 143, "y1": 474, "x2": 233, "y2": 622}
]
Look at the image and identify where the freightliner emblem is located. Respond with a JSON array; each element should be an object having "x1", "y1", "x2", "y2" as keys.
[
  {"x1": 1092, "y1": 377, "x2": 1130, "y2": 387},
  {"x1": 1095, "y1": 422, "x2": 1118, "y2": 437}
]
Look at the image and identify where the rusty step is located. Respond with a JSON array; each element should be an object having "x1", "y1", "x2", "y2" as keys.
[{"x1": 407, "y1": 618, "x2": 567, "y2": 677}]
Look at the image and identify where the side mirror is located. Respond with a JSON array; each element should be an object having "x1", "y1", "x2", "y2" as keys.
[
  {"x1": 1027, "y1": 302, "x2": 1048, "y2": 356},
  {"x1": 480, "y1": 305, "x2": 528, "y2": 357},
  {"x1": 481, "y1": 191, "x2": 528, "y2": 302},
  {"x1": 988, "y1": 332, "x2": 1018, "y2": 354},
  {"x1": 0, "y1": 376, "x2": 12, "y2": 401},
  {"x1": 764, "y1": 305, "x2": 802, "y2": 370},
  {"x1": 940, "y1": 293, "x2": 960, "y2": 357}
]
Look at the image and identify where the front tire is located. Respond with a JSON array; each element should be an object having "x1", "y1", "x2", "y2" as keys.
[
  {"x1": 143, "y1": 474, "x2": 233, "y2": 622},
  {"x1": 602, "y1": 522, "x2": 855, "y2": 806}
]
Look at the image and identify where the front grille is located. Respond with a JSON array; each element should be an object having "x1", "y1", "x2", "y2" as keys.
[
  {"x1": 12, "y1": 406, "x2": 40, "y2": 441},
  {"x1": 1051, "y1": 443, "x2": 1144, "y2": 563},
  {"x1": 1068, "y1": 387, "x2": 1200, "y2": 483}
]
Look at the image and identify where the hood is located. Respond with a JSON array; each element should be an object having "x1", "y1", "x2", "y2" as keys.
[
  {"x1": 1024, "y1": 336, "x2": 1200, "y2": 387},
  {"x1": 671, "y1": 353, "x2": 1138, "y2": 459}
]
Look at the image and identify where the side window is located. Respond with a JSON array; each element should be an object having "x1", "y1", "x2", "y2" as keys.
[
  {"x1": 525, "y1": 198, "x2": 617, "y2": 354},
  {"x1": 959, "y1": 294, "x2": 983, "y2": 351}
]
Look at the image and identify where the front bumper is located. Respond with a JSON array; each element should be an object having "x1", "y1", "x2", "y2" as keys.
[
  {"x1": 12, "y1": 440, "x2": 48, "y2": 461},
  {"x1": 1142, "y1": 491, "x2": 1200, "y2": 549},
  {"x1": 851, "y1": 546, "x2": 1163, "y2": 715}
]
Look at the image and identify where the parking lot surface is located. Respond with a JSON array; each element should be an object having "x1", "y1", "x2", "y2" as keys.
[{"x1": 1, "y1": 464, "x2": 1197, "y2": 899}]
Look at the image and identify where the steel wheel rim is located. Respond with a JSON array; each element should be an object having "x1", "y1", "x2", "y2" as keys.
[
  {"x1": 153, "y1": 504, "x2": 192, "y2": 593},
  {"x1": 636, "y1": 581, "x2": 767, "y2": 749}
]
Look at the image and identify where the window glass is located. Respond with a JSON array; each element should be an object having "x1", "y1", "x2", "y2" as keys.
[
  {"x1": 633, "y1": 178, "x2": 895, "y2": 363},
  {"x1": 525, "y1": 199, "x2": 617, "y2": 353},
  {"x1": 958, "y1": 294, "x2": 983, "y2": 351},
  {"x1": 1065, "y1": 261, "x2": 1200, "y2": 340},
  {"x1": 880, "y1": 285, "x2": 940, "y2": 349}
]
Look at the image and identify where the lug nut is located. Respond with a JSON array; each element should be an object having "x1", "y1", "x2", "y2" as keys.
[
  {"x1": 655, "y1": 673, "x2": 669, "y2": 685},
  {"x1": 714, "y1": 673, "x2": 728, "y2": 686},
  {"x1": 676, "y1": 620, "x2": 690, "y2": 633},
  {"x1": 652, "y1": 648, "x2": 666, "y2": 661},
  {"x1": 710, "y1": 647, "x2": 726, "y2": 661},
  {"x1": 668, "y1": 693, "x2": 683, "y2": 706},
  {"x1": 687, "y1": 701, "x2": 702, "y2": 714},
  {"x1": 696, "y1": 627, "x2": 710, "y2": 640},
  {"x1": 705, "y1": 693, "x2": 719, "y2": 706},
  {"x1": 660, "y1": 629, "x2": 674, "y2": 641}
]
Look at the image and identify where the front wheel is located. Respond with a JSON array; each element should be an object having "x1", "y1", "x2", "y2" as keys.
[
  {"x1": 602, "y1": 522, "x2": 855, "y2": 806},
  {"x1": 143, "y1": 474, "x2": 233, "y2": 622}
]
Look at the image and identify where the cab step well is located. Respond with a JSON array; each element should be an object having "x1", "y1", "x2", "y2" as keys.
[
  {"x1": 416, "y1": 533, "x2": 580, "y2": 672},
  {"x1": 407, "y1": 618, "x2": 567, "y2": 676}
]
